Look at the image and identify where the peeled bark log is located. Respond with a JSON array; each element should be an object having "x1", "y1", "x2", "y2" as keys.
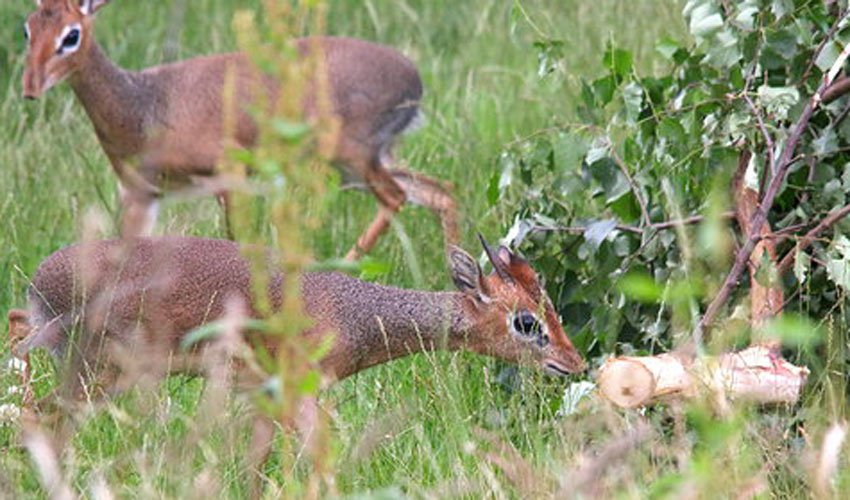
[{"x1": 598, "y1": 346, "x2": 809, "y2": 408}]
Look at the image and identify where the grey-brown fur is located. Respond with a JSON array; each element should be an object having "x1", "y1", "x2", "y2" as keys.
[
  {"x1": 10, "y1": 236, "x2": 584, "y2": 493},
  {"x1": 18, "y1": 237, "x2": 471, "y2": 381},
  {"x1": 17, "y1": 236, "x2": 585, "y2": 382}
]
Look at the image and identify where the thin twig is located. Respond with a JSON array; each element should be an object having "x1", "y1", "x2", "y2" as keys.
[
  {"x1": 611, "y1": 151, "x2": 652, "y2": 228},
  {"x1": 800, "y1": 16, "x2": 844, "y2": 84},
  {"x1": 743, "y1": 92, "x2": 775, "y2": 175},
  {"x1": 532, "y1": 212, "x2": 735, "y2": 235},
  {"x1": 777, "y1": 203, "x2": 850, "y2": 273}
]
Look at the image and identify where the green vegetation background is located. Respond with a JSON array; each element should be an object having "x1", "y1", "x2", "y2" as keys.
[{"x1": 0, "y1": 1, "x2": 689, "y2": 497}]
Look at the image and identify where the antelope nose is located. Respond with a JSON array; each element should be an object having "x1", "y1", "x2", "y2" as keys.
[{"x1": 23, "y1": 95, "x2": 36, "y2": 101}]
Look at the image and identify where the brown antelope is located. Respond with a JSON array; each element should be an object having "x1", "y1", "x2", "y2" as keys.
[
  {"x1": 8, "y1": 236, "x2": 585, "y2": 491},
  {"x1": 22, "y1": 0, "x2": 457, "y2": 259}
]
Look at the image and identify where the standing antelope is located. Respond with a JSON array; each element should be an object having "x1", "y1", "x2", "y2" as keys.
[
  {"x1": 8, "y1": 236, "x2": 585, "y2": 490},
  {"x1": 22, "y1": 0, "x2": 457, "y2": 259}
]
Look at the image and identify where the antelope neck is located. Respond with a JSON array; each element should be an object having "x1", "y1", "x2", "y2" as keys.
[
  {"x1": 304, "y1": 273, "x2": 476, "y2": 379},
  {"x1": 67, "y1": 42, "x2": 153, "y2": 153}
]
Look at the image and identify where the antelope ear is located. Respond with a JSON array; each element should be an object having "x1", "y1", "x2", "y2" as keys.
[
  {"x1": 7, "y1": 309, "x2": 32, "y2": 344},
  {"x1": 449, "y1": 245, "x2": 489, "y2": 301},
  {"x1": 78, "y1": 0, "x2": 109, "y2": 15}
]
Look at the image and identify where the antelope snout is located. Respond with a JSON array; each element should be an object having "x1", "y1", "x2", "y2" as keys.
[
  {"x1": 545, "y1": 347, "x2": 587, "y2": 376},
  {"x1": 22, "y1": 69, "x2": 42, "y2": 100}
]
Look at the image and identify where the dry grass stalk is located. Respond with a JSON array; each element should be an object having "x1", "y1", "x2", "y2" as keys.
[
  {"x1": 813, "y1": 421, "x2": 847, "y2": 498},
  {"x1": 21, "y1": 420, "x2": 75, "y2": 500}
]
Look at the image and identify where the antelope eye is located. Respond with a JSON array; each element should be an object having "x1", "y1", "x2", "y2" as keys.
[
  {"x1": 62, "y1": 28, "x2": 80, "y2": 48},
  {"x1": 512, "y1": 311, "x2": 541, "y2": 337},
  {"x1": 23, "y1": 24, "x2": 29, "y2": 41}
]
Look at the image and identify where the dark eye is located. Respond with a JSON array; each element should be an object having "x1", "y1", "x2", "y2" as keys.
[
  {"x1": 23, "y1": 24, "x2": 29, "y2": 41},
  {"x1": 62, "y1": 29, "x2": 80, "y2": 48},
  {"x1": 512, "y1": 311, "x2": 541, "y2": 337}
]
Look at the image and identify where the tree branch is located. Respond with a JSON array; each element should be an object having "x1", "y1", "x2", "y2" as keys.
[
  {"x1": 696, "y1": 32, "x2": 850, "y2": 338},
  {"x1": 532, "y1": 212, "x2": 735, "y2": 236},
  {"x1": 822, "y1": 76, "x2": 850, "y2": 105},
  {"x1": 777, "y1": 203, "x2": 850, "y2": 273}
]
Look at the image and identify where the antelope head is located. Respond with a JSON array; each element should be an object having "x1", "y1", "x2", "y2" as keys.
[
  {"x1": 22, "y1": 0, "x2": 110, "y2": 99},
  {"x1": 449, "y1": 235, "x2": 586, "y2": 376}
]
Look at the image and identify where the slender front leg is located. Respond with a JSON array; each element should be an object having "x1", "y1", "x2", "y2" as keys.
[
  {"x1": 387, "y1": 168, "x2": 459, "y2": 251},
  {"x1": 345, "y1": 208, "x2": 394, "y2": 261},
  {"x1": 215, "y1": 191, "x2": 235, "y2": 240},
  {"x1": 118, "y1": 182, "x2": 160, "y2": 238},
  {"x1": 345, "y1": 168, "x2": 406, "y2": 261}
]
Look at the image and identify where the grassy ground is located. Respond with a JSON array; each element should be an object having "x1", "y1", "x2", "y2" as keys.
[{"x1": 7, "y1": 1, "x2": 831, "y2": 498}]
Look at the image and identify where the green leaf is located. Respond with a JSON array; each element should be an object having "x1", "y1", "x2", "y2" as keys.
[
  {"x1": 584, "y1": 219, "x2": 617, "y2": 250},
  {"x1": 603, "y1": 44, "x2": 633, "y2": 78},
  {"x1": 687, "y1": 2, "x2": 723, "y2": 38},
  {"x1": 357, "y1": 257, "x2": 392, "y2": 281},
  {"x1": 618, "y1": 273, "x2": 663, "y2": 303},
  {"x1": 271, "y1": 118, "x2": 311, "y2": 141},
  {"x1": 180, "y1": 322, "x2": 224, "y2": 350},
  {"x1": 756, "y1": 85, "x2": 799, "y2": 121},
  {"x1": 586, "y1": 136, "x2": 610, "y2": 165},
  {"x1": 299, "y1": 370, "x2": 321, "y2": 394},
  {"x1": 703, "y1": 28, "x2": 741, "y2": 68},
  {"x1": 557, "y1": 381, "x2": 596, "y2": 416},
  {"x1": 622, "y1": 82, "x2": 644, "y2": 123},
  {"x1": 752, "y1": 248, "x2": 780, "y2": 288},
  {"x1": 656, "y1": 37, "x2": 680, "y2": 60},
  {"x1": 553, "y1": 133, "x2": 588, "y2": 172},
  {"x1": 592, "y1": 75, "x2": 616, "y2": 105},
  {"x1": 733, "y1": 0, "x2": 758, "y2": 29},
  {"x1": 826, "y1": 258, "x2": 850, "y2": 290},
  {"x1": 815, "y1": 30, "x2": 850, "y2": 73},
  {"x1": 257, "y1": 159, "x2": 281, "y2": 177},
  {"x1": 765, "y1": 29, "x2": 798, "y2": 60},
  {"x1": 813, "y1": 127, "x2": 839, "y2": 157},
  {"x1": 794, "y1": 250, "x2": 810, "y2": 285},
  {"x1": 486, "y1": 171, "x2": 500, "y2": 206},
  {"x1": 229, "y1": 148, "x2": 256, "y2": 165}
]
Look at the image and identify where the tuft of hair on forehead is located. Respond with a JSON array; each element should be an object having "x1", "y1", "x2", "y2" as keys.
[{"x1": 503, "y1": 253, "x2": 543, "y2": 298}]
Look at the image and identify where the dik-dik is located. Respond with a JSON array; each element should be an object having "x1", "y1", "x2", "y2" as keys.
[
  {"x1": 22, "y1": 0, "x2": 457, "y2": 259},
  {"x1": 8, "y1": 236, "x2": 585, "y2": 487}
]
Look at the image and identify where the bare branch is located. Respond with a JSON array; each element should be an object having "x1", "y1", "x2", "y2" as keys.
[
  {"x1": 777, "y1": 203, "x2": 850, "y2": 273},
  {"x1": 532, "y1": 212, "x2": 736, "y2": 236},
  {"x1": 821, "y1": 75, "x2": 850, "y2": 105}
]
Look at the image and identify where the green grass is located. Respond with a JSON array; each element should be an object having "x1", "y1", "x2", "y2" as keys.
[{"x1": 7, "y1": 1, "x2": 840, "y2": 499}]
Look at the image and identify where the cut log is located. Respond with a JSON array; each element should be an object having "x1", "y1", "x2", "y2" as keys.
[{"x1": 598, "y1": 346, "x2": 809, "y2": 408}]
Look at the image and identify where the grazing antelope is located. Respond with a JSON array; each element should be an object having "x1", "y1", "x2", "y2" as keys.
[
  {"x1": 22, "y1": 0, "x2": 457, "y2": 259},
  {"x1": 8, "y1": 236, "x2": 585, "y2": 489}
]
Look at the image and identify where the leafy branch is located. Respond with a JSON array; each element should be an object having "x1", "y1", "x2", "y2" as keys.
[{"x1": 697, "y1": 16, "x2": 850, "y2": 337}]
